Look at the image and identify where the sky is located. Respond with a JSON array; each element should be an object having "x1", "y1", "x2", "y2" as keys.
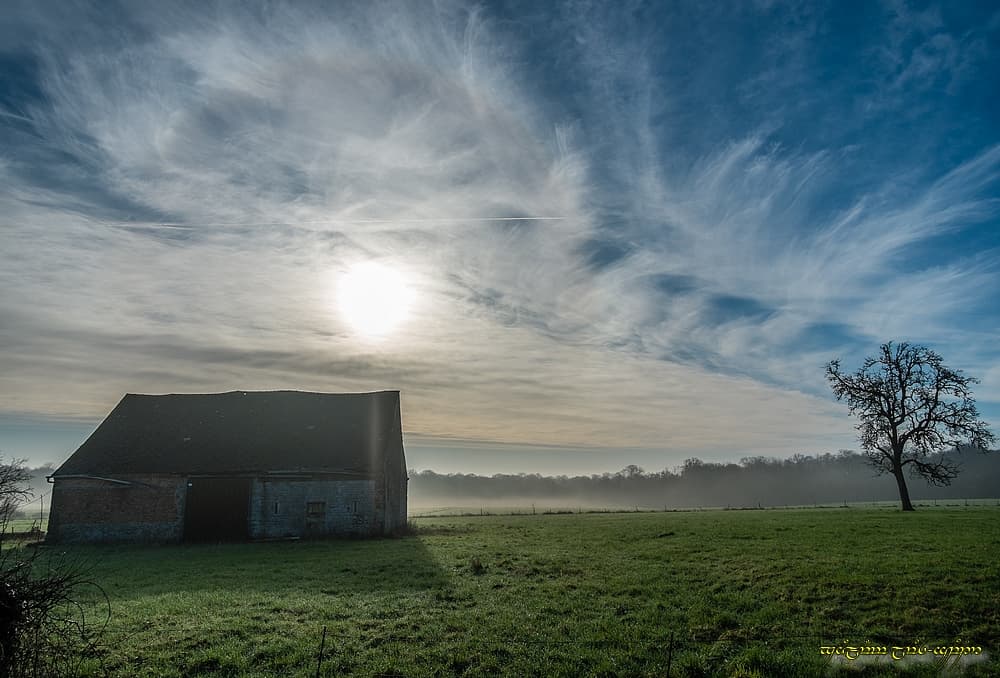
[{"x1": 1, "y1": 0, "x2": 998, "y2": 475}]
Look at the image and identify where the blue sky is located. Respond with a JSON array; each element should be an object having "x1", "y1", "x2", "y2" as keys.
[{"x1": 1, "y1": 0, "x2": 998, "y2": 474}]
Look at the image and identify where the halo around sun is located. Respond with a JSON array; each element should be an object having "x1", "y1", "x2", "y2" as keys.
[{"x1": 337, "y1": 261, "x2": 415, "y2": 338}]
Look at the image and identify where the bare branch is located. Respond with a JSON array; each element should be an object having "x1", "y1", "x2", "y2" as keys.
[
  {"x1": 0, "y1": 457, "x2": 34, "y2": 539},
  {"x1": 909, "y1": 456, "x2": 961, "y2": 487}
]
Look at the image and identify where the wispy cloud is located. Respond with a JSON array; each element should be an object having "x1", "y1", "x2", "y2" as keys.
[{"x1": 1, "y1": 1, "x2": 997, "y2": 468}]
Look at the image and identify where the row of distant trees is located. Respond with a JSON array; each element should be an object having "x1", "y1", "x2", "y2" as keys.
[{"x1": 407, "y1": 448, "x2": 1000, "y2": 510}]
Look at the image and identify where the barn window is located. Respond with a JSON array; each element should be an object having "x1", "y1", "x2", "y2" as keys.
[
  {"x1": 272, "y1": 501, "x2": 280, "y2": 515},
  {"x1": 306, "y1": 501, "x2": 326, "y2": 516}
]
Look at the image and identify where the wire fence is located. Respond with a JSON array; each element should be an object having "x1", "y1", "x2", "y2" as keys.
[{"x1": 408, "y1": 497, "x2": 1000, "y2": 518}]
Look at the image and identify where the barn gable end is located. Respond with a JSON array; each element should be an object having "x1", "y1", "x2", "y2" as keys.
[{"x1": 47, "y1": 390, "x2": 407, "y2": 543}]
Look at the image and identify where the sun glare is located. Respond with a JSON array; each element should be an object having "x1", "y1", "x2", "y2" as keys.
[{"x1": 338, "y1": 261, "x2": 415, "y2": 338}]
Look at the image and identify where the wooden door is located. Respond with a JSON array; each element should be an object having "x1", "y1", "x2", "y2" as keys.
[{"x1": 183, "y1": 477, "x2": 251, "y2": 542}]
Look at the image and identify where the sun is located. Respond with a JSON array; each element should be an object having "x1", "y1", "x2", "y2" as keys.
[{"x1": 337, "y1": 261, "x2": 415, "y2": 338}]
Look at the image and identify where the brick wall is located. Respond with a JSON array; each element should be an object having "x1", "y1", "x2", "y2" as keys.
[{"x1": 47, "y1": 474, "x2": 186, "y2": 543}]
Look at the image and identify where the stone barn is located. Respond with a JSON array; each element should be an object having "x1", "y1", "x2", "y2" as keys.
[{"x1": 46, "y1": 390, "x2": 407, "y2": 543}]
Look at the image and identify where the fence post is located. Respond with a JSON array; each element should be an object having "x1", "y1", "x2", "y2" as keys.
[
  {"x1": 315, "y1": 625, "x2": 327, "y2": 678},
  {"x1": 665, "y1": 630, "x2": 675, "y2": 677}
]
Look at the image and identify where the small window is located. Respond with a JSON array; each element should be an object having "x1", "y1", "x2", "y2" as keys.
[
  {"x1": 306, "y1": 501, "x2": 326, "y2": 516},
  {"x1": 272, "y1": 501, "x2": 280, "y2": 515}
]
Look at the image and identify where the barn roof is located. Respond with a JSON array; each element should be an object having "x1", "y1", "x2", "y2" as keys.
[{"x1": 52, "y1": 390, "x2": 402, "y2": 476}]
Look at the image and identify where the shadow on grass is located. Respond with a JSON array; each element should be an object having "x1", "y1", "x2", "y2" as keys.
[{"x1": 55, "y1": 536, "x2": 450, "y2": 600}]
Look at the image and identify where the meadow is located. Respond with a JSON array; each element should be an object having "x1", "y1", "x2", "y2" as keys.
[{"x1": 26, "y1": 505, "x2": 1000, "y2": 677}]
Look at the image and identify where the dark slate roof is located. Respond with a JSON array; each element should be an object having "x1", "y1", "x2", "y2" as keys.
[{"x1": 53, "y1": 390, "x2": 402, "y2": 476}]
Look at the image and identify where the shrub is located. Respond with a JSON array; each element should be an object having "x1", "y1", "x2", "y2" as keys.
[{"x1": 1, "y1": 457, "x2": 108, "y2": 677}]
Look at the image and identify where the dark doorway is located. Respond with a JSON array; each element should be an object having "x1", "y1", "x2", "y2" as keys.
[{"x1": 184, "y1": 477, "x2": 251, "y2": 542}]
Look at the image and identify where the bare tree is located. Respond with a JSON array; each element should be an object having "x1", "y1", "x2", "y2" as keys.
[
  {"x1": 0, "y1": 457, "x2": 32, "y2": 535},
  {"x1": 826, "y1": 342, "x2": 995, "y2": 511}
]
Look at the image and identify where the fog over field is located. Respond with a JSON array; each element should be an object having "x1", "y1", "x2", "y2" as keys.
[
  {"x1": 407, "y1": 449, "x2": 1000, "y2": 511},
  {"x1": 19, "y1": 449, "x2": 997, "y2": 517}
]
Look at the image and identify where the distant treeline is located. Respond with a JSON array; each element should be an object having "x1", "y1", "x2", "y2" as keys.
[
  {"x1": 16, "y1": 451, "x2": 1000, "y2": 514},
  {"x1": 408, "y1": 449, "x2": 1000, "y2": 509}
]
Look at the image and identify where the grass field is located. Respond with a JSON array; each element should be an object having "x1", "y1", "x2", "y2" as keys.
[
  {"x1": 21, "y1": 506, "x2": 1000, "y2": 677},
  {"x1": 3, "y1": 516, "x2": 47, "y2": 534}
]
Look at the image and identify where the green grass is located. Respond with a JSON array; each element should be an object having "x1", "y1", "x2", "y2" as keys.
[
  {"x1": 25, "y1": 506, "x2": 1000, "y2": 676},
  {"x1": 2, "y1": 515, "x2": 48, "y2": 534}
]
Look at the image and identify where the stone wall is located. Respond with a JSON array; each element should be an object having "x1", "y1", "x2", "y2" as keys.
[
  {"x1": 48, "y1": 473, "x2": 398, "y2": 542},
  {"x1": 47, "y1": 474, "x2": 186, "y2": 543},
  {"x1": 249, "y1": 478, "x2": 376, "y2": 538}
]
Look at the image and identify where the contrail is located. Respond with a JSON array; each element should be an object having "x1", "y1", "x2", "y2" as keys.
[
  {"x1": 0, "y1": 108, "x2": 33, "y2": 124},
  {"x1": 140, "y1": 217, "x2": 566, "y2": 228},
  {"x1": 114, "y1": 216, "x2": 566, "y2": 229}
]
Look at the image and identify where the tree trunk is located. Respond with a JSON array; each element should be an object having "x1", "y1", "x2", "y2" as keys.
[{"x1": 892, "y1": 467, "x2": 915, "y2": 511}]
